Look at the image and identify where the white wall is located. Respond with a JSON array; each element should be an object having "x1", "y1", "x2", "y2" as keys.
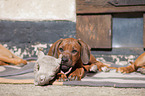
[{"x1": 0, "y1": 0, "x2": 76, "y2": 22}]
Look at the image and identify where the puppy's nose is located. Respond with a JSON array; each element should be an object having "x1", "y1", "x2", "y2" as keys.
[{"x1": 62, "y1": 57, "x2": 69, "y2": 62}]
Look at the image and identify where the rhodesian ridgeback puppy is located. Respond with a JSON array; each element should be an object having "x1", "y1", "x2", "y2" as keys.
[
  {"x1": 117, "y1": 52, "x2": 145, "y2": 73},
  {"x1": 48, "y1": 38, "x2": 107, "y2": 81},
  {"x1": 0, "y1": 44, "x2": 27, "y2": 65}
]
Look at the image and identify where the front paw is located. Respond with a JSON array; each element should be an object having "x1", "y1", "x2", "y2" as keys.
[
  {"x1": 68, "y1": 68, "x2": 84, "y2": 81},
  {"x1": 117, "y1": 67, "x2": 130, "y2": 73},
  {"x1": 57, "y1": 73, "x2": 68, "y2": 81},
  {"x1": 89, "y1": 65, "x2": 98, "y2": 73},
  {"x1": 22, "y1": 59, "x2": 27, "y2": 64}
]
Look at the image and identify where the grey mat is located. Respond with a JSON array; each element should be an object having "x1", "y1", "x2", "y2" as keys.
[
  {"x1": 64, "y1": 70, "x2": 145, "y2": 88},
  {"x1": 0, "y1": 62, "x2": 145, "y2": 88},
  {"x1": 0, "y1": 62, "x2": 35, "y2": 79}
]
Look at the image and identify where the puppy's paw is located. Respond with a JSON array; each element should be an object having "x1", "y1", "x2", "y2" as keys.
[
  {"x1": 68, "y1": 68, "x2": 84, "y2": 81},
  {"x1": 57, "y1": 73, "x2": 68, "y2": 82},
  {"x1": 138, "y1": 68, "x2": 145, "y2": 74},
  {"x1": 68, "y1": 73, "x2": 81, "y2": 81},
  {"x1": 101, "y1": 66, "x2": 110, "y2": 72},
  {"x1": 89, "y1": 65, "x2": 98, "y2": 73},
  {"x1": 117, "y1": 67, "x2": 129, "y2": 73}
]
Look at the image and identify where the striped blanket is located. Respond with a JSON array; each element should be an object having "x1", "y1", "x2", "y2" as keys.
[
  {"x1": 64, "y1": 70, "x2": 145, "y2": 88},
  {"x1": 0, "y1": 62, "x2": 145, "y2": 88}
]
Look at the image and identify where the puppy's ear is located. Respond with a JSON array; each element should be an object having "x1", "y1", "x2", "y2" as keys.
[
  {"x1": 78, "y1": 39, "x2": 91, "y2": 64},
  {"x1": 48, "y1": 39, "x2": 63, "y2": 58}
]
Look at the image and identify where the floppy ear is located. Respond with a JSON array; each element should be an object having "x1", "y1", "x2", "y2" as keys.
[
  {"x1": 48, "y1": 39, "x2": 63, "y2": 58},
  {"x1": 78, "y1": 39, "x2": 91, "y2": 64}
]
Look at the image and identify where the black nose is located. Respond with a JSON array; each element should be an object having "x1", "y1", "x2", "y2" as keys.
[{"x1": 62, "y1": 57, "x2": 69, "y2": 63}]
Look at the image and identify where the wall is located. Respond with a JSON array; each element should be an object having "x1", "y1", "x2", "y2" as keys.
[
  {"x1": 0, "y1": 0, "x2": 76, "y2": 22},
  {"x1": 0, "y1": 0, "x2": 76, "y2": 58},
  {"x1": 0, "y1": 0, "x2": 143, "y2": 66}
]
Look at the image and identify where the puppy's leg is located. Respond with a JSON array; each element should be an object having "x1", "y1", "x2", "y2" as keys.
[
  {"x1": 117, "y1": 64, "x2": 136, "y2": 73},
  {"x1": 0, "y1": 44, "x2": 27, "y2": 65},
  {"x1": 0, "y1": 61, "x2": 9, "y2": 65},
  {"x1": 0, "y1": 55, "x2": 27, "y2": 65}
]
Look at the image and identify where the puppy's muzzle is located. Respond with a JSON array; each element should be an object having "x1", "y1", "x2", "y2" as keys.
[
  {"x1": 62, "y1": 57, "x2": 69, "y2": 63},
  {"x1": 61, "y1": 56, "x2": 71, "y2": 72}
]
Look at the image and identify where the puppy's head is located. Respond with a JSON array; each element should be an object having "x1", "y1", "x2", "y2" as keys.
[{"x1": 48, "y1": 38, "x2": 90, "y2": 72}]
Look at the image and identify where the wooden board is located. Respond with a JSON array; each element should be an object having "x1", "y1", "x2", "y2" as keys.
[
  {"x1": 76, "y1": 15, "x2": 112, "y2": 48},
  {"x1": 77, "y1": 0, "x2": 145, "y2": 14},
  {"x1": 143, "y1": 14, "x2": 145, "y2": 48},
  {"x1": 108, "y1": 0, "x2": 145, "y2": 6}
]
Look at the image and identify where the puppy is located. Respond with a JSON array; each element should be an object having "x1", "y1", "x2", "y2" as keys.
[
  {"x1": 117, "y1": 52, "x2": 145, "y2": 73},
  {"x1": 48, "y1": 38, "x2": 107, "y2": 81},
  {"x1": 0, "y1": 44, "x2": 27, "y2": 65}
]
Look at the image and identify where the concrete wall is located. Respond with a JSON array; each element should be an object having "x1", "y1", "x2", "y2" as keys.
[
  {"x1": 0, "y1": 0, "x2": 76, "y2": 58},
  {"x1": 0, "y1": 0, "x2": 76, "y2": 22}
]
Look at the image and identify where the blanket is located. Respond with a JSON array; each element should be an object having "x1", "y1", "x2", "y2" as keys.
[{"x1": 0, "y1": 62, "x2": 145, "y2": 88}]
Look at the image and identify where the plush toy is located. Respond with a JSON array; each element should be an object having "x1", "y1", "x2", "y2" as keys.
[{"x1": 34, "y1": 49, "x2": 62, "y2": 86}]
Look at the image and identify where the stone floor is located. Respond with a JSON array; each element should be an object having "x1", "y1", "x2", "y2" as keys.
[{"x1": 0, "y1": 84, "x2": 145, "y2": 96}]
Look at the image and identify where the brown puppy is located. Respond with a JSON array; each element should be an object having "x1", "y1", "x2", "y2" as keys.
[
  {"x1": 48, "y1": 38, "x2": 107, "y2": 81},
  {"x1": 117, "y1": 52, "x2": 145, "y2": 73},
  {"x1": 0, "y1": 44, "x2": 27, "y2": 65}
]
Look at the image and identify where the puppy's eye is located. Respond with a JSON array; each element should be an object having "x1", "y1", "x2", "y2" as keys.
[
  {"x1": 59, "y1": 48, "x2": 64, "y2": 52},
  {"x1": 72, "y1": 50, "x2": 77, "y2": 54}
]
